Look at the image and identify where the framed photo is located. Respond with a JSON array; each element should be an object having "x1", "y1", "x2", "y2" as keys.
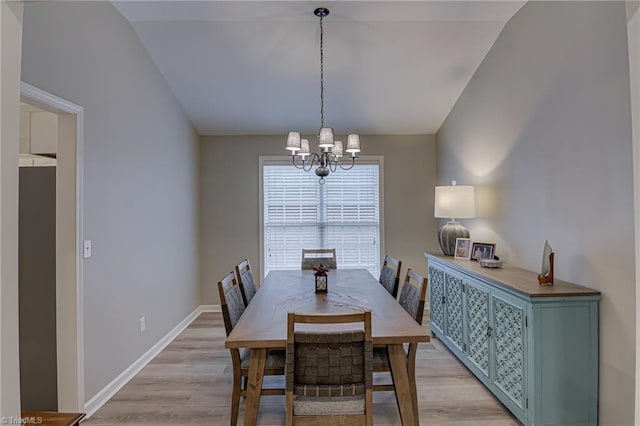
[
  {"x1": 454, "y1": 238, "x2": 472, "y2": 260},
  {"x1": 471, "y1": 242, "x2": 496, "y2": 261}
]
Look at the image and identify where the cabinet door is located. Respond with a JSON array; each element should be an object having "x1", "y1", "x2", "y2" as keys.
[
  {"x1": 465, "y1": 280, "x2": 490, "y2": 380},
  {"x1": 428, "y1": 264, "x2": 445, "y2": 336},
  {"x1": 491, "y1": 292, "x2": 527, "y2": 411},
  {"x1": 444, "y1": 272, "x2": 464, "y2": 352}
]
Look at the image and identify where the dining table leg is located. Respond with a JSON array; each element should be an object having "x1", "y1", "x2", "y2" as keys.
[
  {"x1": 388, "y1": 344, "x2": 417, "y2": 426},
  {"x1": 407, "y1": 343, "x2": 420, "y2": 425},
  {"x1": 243, "y1": 348, "x2": 266, "y2": 426}
]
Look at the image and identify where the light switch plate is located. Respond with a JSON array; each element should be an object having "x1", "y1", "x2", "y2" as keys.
[{"x1": 83, "y1": 240, "x2": 92, "y2": 258}]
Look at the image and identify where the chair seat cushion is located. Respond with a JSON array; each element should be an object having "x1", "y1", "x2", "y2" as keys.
[
  {"x1": 240, "y1": 348, "x2": 286, "y2": 370},
  {"x1": 293, "y1": 394, "x2": 364, "y2": 416}
]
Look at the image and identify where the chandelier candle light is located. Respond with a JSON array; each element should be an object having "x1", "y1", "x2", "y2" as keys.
[
  {"x1": 285, "y1": 7, "x2": 361, "y2": 184},
  {"x1": 434, "y1": 180, "x2": 476, "y2": 256}
]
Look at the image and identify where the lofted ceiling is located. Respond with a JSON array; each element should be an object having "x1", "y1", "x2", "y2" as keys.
[{"x1": 113, "y1": 1, "x2": 525, "y2": 136}]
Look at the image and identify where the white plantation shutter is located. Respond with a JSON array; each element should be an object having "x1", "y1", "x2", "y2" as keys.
[
  {"x1": 324, "y1": 165, "x2": 380, "y2": 274},
  {"x1": 263, "y1": 166, "x2": 320, "y2": 273},
  {"x1": 263, "y1": 161, "x2": 381, "y2": 276}
]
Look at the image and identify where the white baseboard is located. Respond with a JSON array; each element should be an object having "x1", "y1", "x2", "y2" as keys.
[{"x1": 84, "y1": 304, "x2": 221, "y2": 418}]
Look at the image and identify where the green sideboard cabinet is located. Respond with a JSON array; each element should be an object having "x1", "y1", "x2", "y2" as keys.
[{"x1": 424, "y1": 253, "x2": 600, "y2": 426}]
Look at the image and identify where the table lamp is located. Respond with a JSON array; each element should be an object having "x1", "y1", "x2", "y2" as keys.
[{"x1": 434, "y1": 180, "x2": 476, "y2": 256}]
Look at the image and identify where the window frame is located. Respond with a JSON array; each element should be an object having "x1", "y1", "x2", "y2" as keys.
[{"x1": 259, "y1": 155, "x2": 385, "y2": 280}]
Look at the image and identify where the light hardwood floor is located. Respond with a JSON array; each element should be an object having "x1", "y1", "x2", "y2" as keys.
[{"x1": 85, "y1": 312, "x2": 520, "y2": 426}]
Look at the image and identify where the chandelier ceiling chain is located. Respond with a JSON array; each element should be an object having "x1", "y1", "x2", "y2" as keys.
[
  {"x1": 319, "y1": 8, "x2": 324, "y2": 130},
  {"x1": 285, "y1": 7, "x2": 361, "y2": 184}
]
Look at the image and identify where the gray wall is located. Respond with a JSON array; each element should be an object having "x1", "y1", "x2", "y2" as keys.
[
  {"x1": 200, "y1": 135, "x2": 438, "y2": 304},
  {"x1": 436, "y1": 2, "x2": 634, "y2": 424},
  {"x1": 19, "y1": 167, "x2": 57, "y2": 411},
  {"x1": 22, "y1": 2, "x2": 200, "y2": 401}
]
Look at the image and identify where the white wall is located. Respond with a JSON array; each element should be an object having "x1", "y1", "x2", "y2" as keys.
[
  {"x1": 200, "y1": 135, "x2": 438, "y2": 304},
  {"x1": 21, "y1": 2, "x2": 200, "y2": 401},
  {"x1": 437, "y1": 2, "x2": 634, "y2": 424},
  {"x1": 0, "y1": 0, "x2": 24, "y2": 417}
]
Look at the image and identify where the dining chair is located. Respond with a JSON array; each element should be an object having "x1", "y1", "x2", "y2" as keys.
[
  {"x1": 235, "y1": 258, "x2": 258, "y2": 306},
  {"x1": 301, "y1": 248, "x2": 337, "y2": 270},
  {"x1": 397, "y1": 269, "x2": 428, "y2": 325},
  {"x1": 372, "y1": 269, "x2": 428, "y2": 421},
  {"x1": 378, "y1": 255, "x2": 402, "y2": 298},
  {"x1": 217, "y1": 272, "x2": 285, "y2": 426},
  {"x1": 286, "y1": 311, "x2": 373, "y2": 426}
]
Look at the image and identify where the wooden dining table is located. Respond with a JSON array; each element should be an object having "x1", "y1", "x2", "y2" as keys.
[{"x1": 225, "y1": 269, "x2": 430, "y2": 426}]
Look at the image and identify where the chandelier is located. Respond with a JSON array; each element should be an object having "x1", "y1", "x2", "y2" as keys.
[{"x1": 285, "y1": 7, "x2": 361, "y2": 184}]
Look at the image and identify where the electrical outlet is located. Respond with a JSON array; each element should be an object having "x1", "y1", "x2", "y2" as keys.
[
  {"x1": 139, "y1": 316, "x2": 146, "y2": 333},
  {"x1": 83, "y1": 240, "x2": 92, "y2": 258}
]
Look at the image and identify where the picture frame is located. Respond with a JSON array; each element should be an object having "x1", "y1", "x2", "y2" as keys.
[
  {"x1": 470, "y1": 242, "x2": 496, "y2": 261},
  {"x1": 454, "y1": 238, "x2": 472, "y2": 260}
]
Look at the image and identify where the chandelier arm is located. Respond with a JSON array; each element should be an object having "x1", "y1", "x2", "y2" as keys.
[
  {"x1": 291, "y1": 155, "x2": 305, "y2": 169},
  {"x1": 302, "y1": 153, "x2": 320, "y2": 172},
  {"x1": 325, "y1": 152, "x2": 338, "y2": 172},
  {"x1": 337, "y1": 157, "x2": 357, "y2": 170},
  {"x1": 291, "y1": 154, "x2": 317, "y2": 171},
  {"x1": 306, "y1": 153, "x2": 319, "y2": 172}
]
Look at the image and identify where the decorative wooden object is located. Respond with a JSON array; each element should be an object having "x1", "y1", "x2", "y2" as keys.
[
  {"x1": 537, "y1": 240, "x2": 554, "y2": 285},
  {"x1": 537, "y1": 252, "x2": 554, "y2": 286},
  {"x1": 425, "y1": 253, "x2": 600, "y2": 426}
]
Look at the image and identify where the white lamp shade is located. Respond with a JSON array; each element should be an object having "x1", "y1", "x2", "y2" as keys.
[
  {"x1": 318, "y1": 127, "x2": 334, "y2": 148},
  {"x1": 434, "y1": 185, "x2": 476, "y2": 219},
  {"x1": 300, "y1": 139, "x2": 310, "y2": 157},
  {"x1": 331, "y1": 140, "x2": 343, "y2": 157},
  {"x1": 346, "y1": 134, "x2": 360, "y2": 154},
  {"x1": 286, "y1": 132, "x2": 301, "y2": 151}
]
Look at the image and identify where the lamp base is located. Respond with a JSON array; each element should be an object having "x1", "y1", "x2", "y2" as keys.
[{"x1": 438, "y1": 221, "x2": 470, "y2": 256}]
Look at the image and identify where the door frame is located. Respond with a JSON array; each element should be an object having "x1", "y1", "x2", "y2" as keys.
[{"x1": 20, "y1": 82, "x2": 85, "y2": 411}]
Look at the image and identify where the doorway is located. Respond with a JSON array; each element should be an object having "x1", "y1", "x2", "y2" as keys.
[
  {"x1": 19, "y1": 102, "x2": 57, "y2": 410},
  {"x1": 19, "y1": 82, "x2": 84, "y2": 412}
]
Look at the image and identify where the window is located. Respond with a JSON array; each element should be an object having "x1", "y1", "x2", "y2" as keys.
[{"x1": 261, "y1": 158, "x2": 382, "y2": 277}]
